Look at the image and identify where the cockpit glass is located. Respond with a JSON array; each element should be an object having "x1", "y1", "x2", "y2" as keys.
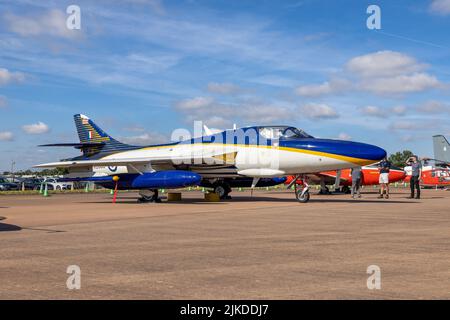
[{"x1": 259, "y1": 126, "x2": 313, "y2": 139}]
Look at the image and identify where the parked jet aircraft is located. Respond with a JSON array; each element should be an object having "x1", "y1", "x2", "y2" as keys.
[
  {"x1": 35, "y1": 114, "x2": 386, "y2": 203},
  {"x1": 433, "y1": 135, "x2": 450, "y2": 164},
  {"x1": 285, "y1": 164, "x2": 406, "y2": 193}
]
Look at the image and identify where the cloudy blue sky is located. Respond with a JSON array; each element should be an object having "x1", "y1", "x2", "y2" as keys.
[{"x1": 1, "y1": 0, "x2": 450, "y2": 170}]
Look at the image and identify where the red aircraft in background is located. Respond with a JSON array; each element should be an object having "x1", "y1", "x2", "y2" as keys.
[
  {"x1": 404, "y1": 165, "x2": 450, "y2": 189},
  {"x1": 285, "y1": 164, "x2": 406, "y2": 193}
]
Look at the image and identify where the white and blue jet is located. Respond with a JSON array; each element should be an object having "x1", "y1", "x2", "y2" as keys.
[{"x1": 35, "y1": 114, "x2": 386, "y2": 203}]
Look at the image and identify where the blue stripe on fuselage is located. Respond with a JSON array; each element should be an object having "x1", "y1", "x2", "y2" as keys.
[{"x1": 280, "y1": 138, "x2": 386, "y2": 161}]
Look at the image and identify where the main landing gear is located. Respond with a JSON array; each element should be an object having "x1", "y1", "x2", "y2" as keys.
[
  {"x1": 213, "y1": 182, "x2": 232, "y2": 200},
  {"x1": 288, "y1": 174, "x2": 310, "y2": 203},
  {"x1": 138, "y1": 189, "x2": 162, "y2": 203}
]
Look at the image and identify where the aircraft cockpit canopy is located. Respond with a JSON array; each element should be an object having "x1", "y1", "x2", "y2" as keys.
[{"x1": 258, "y1": 126, "x2": 313, "y2": 140}]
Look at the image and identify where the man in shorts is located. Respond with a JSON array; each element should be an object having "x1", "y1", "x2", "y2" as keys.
[{"x1": 378, "y1": 157, "x2": 391, "y2": 199}]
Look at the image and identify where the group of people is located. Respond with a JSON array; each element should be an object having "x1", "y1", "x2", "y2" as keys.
[{"x1": 349, "y1": 155, "x2": 422, "y2": 199}]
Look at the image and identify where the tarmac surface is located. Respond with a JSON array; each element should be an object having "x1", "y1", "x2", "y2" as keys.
[{"x1": 1, "y1": 188, "x2": 449, "y2": 299}]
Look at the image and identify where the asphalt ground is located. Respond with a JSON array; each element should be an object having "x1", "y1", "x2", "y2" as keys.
[{"x1": 1, "y1": 188, "x2": 449, "y2": 299}]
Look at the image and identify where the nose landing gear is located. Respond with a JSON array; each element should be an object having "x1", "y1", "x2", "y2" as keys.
[
  {"x1": 296, "y1": 186, "x2": 310, "y2": 203},
  {"x1": 288, "y1": 174, "x2": 311, "y2": 203}
]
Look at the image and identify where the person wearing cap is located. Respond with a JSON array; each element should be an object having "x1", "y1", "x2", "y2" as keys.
[
  {"x1": 377, "y1": 157, "x2": 391, "y2": 199},
  {"x1": 406, "y1": 155, "x2": 422, "y2": 199}
]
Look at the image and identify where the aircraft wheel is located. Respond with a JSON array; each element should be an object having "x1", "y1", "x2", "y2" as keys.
[
  {"x1": 138, "y1": 189, "x2": 160, "y2": 203},
  {"x1": 214, "y1": 183, "x2": 231, "y2": 199},
  {"x1": 296, "y1": 189, "x2": 310, "y2": 203}
]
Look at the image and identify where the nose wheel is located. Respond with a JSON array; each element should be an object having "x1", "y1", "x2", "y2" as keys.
[
  {"x1": 288, "y1": 174, "x2": 311, "y2": 203},
  {"x1": 296, "y1": 188, "x2": 310, "y2": 203}
]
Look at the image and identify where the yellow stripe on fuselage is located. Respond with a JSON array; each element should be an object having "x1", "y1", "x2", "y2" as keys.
[{"x1": 104, "y1": 143, "x2": 376, "y2": 166}]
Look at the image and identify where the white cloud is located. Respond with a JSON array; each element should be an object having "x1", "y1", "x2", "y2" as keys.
[
  {"x1": 389, "y1": 120, "x2": 424, "y2": 131},
  {"x1": 175, "y1": 96, "x2": 292, "y2": 127},
  {"x1": 207, "y1": 82, "x2": 241, "y2": 95},
  {"x1": 296, "y1": 51, "x2": 441, "y2": 97},
  {"x1": 0, "y1": 131, "x2": 14, "y2": 141},
  {"x1": 121, "y1": 132, "x2": 168, "y2": 145},
  {"x1": 346, "y1": 51, "x2": 425, "y2": 78},
  {"x1": 0, "y1": 68, "x2": 26, "y2": 85},
  {"x1": 361, "y1": 72, "x2": 440, "y2": 95},
  {"x1": 347, "y1": 51, "x2": 441, "y2": 95},
  {"x1": 22, "y1": 122, "x2": 50, "y2": 134},
  {"x1": 0, "y1": 96, "x2": 8, "y2": 108},
  {"x1": 416, "y1": 100, "x2": 450, "y2": 113},
  {"x1": 392, "y1": 105, "x2": 407, "y2": 115},
  {"x1": 338, "y1": 133, "x2": 352, "y2": 140},
  {"x1": 238, "y1": 104, "x2": 291, "y2": 123},
  {"x1": 430, "y1": 0, "x2": 450, "y2": 15},
  {"x1": 300, "y1": 103, "x2": 339, "y2": 120},
  {"x1": 176, "y1": 97, "x2": 215, "y2": 110},
  {"x1": 4, "y1": 9, "x2": 81, "y2": 39},
  {"x1": 295, "y1": 78, "x2": 350, "y2": 97},
  {"x1": 360, "y1": 106, "x2": 388, "y2": 118}
]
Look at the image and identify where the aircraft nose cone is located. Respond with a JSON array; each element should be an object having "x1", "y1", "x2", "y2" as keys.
[
  {"x1": 349, "y1": 141, "x2": 387, "y2": 162},
  {"x1": 280, "y1": 138, "x2": 386, "y2": 164}
]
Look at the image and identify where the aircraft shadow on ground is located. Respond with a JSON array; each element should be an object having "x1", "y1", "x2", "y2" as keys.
[
  {"x1": 0, "y1": 216, "x2": 64, "y2": 233},
  {"x1": 0, "y1": 216, "x2": 21, "y2": 232},
  {"x1": 0, "y1": 222, "x2": 22, "y2": 232}
]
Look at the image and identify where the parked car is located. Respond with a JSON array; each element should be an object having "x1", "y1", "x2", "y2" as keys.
[
  {"x1": 0, "y1": 177, "x2": 19, "y2": 191},
  {"x1": 18, "y1": 178, "x2": 44, "y2": 190},
  {"x1": 43, "y1": 178, "x2": 72, "y2": 191}
]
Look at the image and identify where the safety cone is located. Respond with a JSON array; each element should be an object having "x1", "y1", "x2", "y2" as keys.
[
  {"x1": 238, "y1": 187, "x2": 243, "y2": 192},
  {"x1": 43, "y1": 183, "x2": 49, "y2": 197},
  {"x1": 85, "y1": 183, "x2": 89, "y2": 193},
  {"x1": 39, "y1": 183, "x2": 43, "y2": 194},
  {"x1": 110, "y1": 189, "x2": 114, "y2": 195},
  {"x1": 201, "y1": 187, "x2": 205, "y2": 193}
]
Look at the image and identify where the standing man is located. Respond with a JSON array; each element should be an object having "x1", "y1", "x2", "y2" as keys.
[
  {"x1": 378, "y1": 157, "x2": 391, "y2": 199},
  {"x1": 351, "y1": 166, "x2": 362, "y2": 199},
  {"x1": 406, "y1": 155, "x2": 422, "y2": 199}
]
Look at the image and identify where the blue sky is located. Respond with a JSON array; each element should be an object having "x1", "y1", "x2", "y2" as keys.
[{"x1": 1, "y1": 0, "x2": 450, "y2": 170}]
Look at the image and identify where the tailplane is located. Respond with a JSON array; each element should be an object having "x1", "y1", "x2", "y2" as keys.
[
  {"x1": 73, "y1": 114, "x2": 133, "y2": 155},
  {"x1": 40, "y1": 114, "x2": 136, "y2": 157}
]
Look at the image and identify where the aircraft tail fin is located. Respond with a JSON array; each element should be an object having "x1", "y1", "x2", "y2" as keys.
[
  {"x1": 433, "y1": 135, "x2": 450, "y2": 163},
  {"x1": 73, "y1": 114, "x2": 134, "y2": 156}
]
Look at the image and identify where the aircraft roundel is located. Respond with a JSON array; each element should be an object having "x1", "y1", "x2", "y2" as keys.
[{"x1": 108, "y1": 166, "x2": 118, "y2": 172}]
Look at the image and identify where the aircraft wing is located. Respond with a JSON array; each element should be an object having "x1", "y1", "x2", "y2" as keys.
[{"x1": 34, "y1": 152, "x2": 237, "y2": 169}]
